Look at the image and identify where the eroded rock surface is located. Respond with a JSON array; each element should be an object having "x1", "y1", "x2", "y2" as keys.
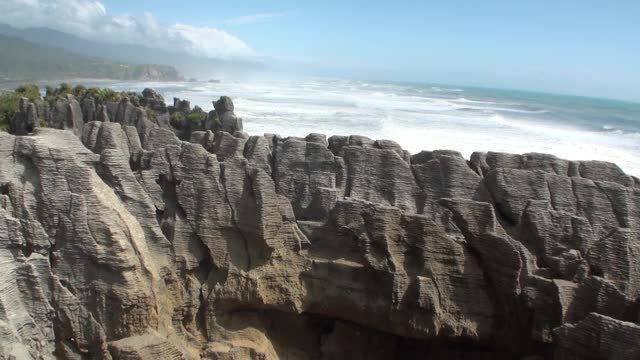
[{"x1": 1, "y1": 94, "x2": 639, "y2": 359}]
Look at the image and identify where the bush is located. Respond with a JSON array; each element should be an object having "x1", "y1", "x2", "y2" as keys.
[
  {"x1": 101, "y1": 88, "x2": 121, "y2": 102},
  {"x1": 44, "y1": 83, "x2": 123, "y2": 103},
  {"x1": 0, "y1": 92, "x2": 18, "y2": 130},
  {"x1": 84, "y1": 87, "x2": 103, "y2": 100},
  {"x1": 15, "y1": 84, "x2": 40, "y2": 100},
  {"x1": 187, "y1": 106, "x2": 206, "y2": 128},
  {"x1": 170, "y1": 112, "x2": 185, "y2": 128},
  {"x1": 187, "y1": 112, "x2": 202, "y2": 127},
  {"x1": 81, "y1": 87, "x2": 122, "y2": 103},
  {"x1": 58, "y1": 83, "x2": 72, "y2": 95},
  {"x1": 73, "y1": 84, "x2": 87, "y2": 97},
  {"x1": 0, "y1": 84, "x2": 41, "y2": 130},
  {"x1": 44, "y1": 83, "x2": 74, "y2": 99},
  {"x1": 144, "y1": 106, "x2": 155, "y2": 120}
]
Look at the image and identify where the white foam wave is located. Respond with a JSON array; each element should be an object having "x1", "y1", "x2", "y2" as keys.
[{"x1": 453, "y1": 97, "x2": 497, "y2": 104}]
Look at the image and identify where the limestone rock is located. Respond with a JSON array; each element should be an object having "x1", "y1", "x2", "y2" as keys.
[
  {"x1": 2, "y1": 92, "x2": 640, "y2": 359},
  {"x1": 108, "y1": 330, "x2": 184, "y2": 359},
  {"x1": 553, "y1": 313, "x2": 640, "y2": 360},
  {"x1": 412, "y1": 150, "x2": 482, "y2": 213},
  {"x1": 214, "y1": 96, "x2": 234, "y2": 114},
  {"x1": 9, "y1": 97, "x2": 38, "y2": 135},
  {"x1": 342, "y1": 139, "x2": 419, "y2": 213},
  {"x1": 82, "y1": 98, "x2": 96, "y2": 123},
  {"x1": 273, "y1": 136, "x2": 344, "y2": 220},
  {"x1": 213, "y1": 96, "x2": 243, "y2": 133}
]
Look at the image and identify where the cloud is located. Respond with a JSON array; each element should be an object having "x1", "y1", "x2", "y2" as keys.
[
  {"x1": 167, "y1": 23, "x2": 255, "y2": 59},
  {"x1": 0, "y1": 0, "x2": 255, "y2": 59},
  {"x1": 223, "y1": 12, "x2": 287, "y2": 26}
]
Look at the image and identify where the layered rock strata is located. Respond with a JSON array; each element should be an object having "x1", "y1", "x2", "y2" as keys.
[{"x1": 1, "y1": 92, "x2": 639, "y2": 359}]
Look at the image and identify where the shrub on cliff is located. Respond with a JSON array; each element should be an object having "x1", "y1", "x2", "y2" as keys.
[
  {"x1": 83, "y1": 87, "x2": 118, "y2": 102},
  {"x1": 45, "y1": 83, "x2": 73, "y2": 98},
  {"x1": 144, "y1": 106, "x2": 155, "y2": 120},
  {"x1": 58, "y1": 83, "x2": 72, "y2": 95},
  {"x1": 170, "y1": 106, "x2": 207, "y2": 130},
  {"x1": 15, "y1": 84, "x2": 41, "y2": 99},
  {"x1": 0, "y1": 83, "x2": 41, "y2": 130},
  {"x1": 45, "y1": 83, "x2": 123, "y2": 103},
  {"x1": 73, "y1": 85, "x2": 87, "y2": 97},
  {"x1": 0, "y1": 93, "x2": 16, "y2": 130},
  {"x1": 187, "y1": 106, "x2": 206, "y2": 128},
  {"x1": 170, "y1": 111, "x2": 185, "y2": 128}
]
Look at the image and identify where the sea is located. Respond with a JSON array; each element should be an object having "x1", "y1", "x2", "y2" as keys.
[{"x1": 83, "y1": 78, "x2": 640, "y2": 176}]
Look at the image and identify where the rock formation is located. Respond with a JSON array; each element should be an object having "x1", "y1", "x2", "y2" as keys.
[{"x1": 1, "y1": 91, "x2": 640, "y2": 359}]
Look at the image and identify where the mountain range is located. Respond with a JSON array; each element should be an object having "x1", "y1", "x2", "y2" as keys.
[
  {"x1": 0, "y1": 32, "x2": 183, "y2": 82},
  {"x1": 0, "y1": 24, "x2": 265, "y2": 81}
]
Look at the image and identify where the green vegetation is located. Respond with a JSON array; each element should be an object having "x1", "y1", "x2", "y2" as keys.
[
  {"x1": 45, "y1": 83, "x2": 72, "y2": 98},
  {"x1": 73, "y1": 84, "x2": 87, "y2": 97},
  {"x1": 0, "y1": 34, "x2": 181, "y2": 82},
  {"x1": 0, "y1": 83, "x2": 42, "y2": 130},
  {"x1": 170, "y1": 106, "x2": 207, "y2": 129},
  {"x1": 144, "y1": 106, "x2": 155, "y2": 120},
  {"x1": 170, "y1": 112, "x2": 185, "y2": 128},
  {"x1": 0, "y1": 94, "x2": 16, "y2": 130},
  {"x1": 14, "y1": 84, "x2": 40, "y2": 100},
  {"x1": 45, "y1": 83, "x2": 125, "y2": 103},
  {"x1": 85, "y1": 87, "x2": 121, "y2": 102},
  {"x1": 188, "y1": 106, "x2": 206, "y2": 127}
]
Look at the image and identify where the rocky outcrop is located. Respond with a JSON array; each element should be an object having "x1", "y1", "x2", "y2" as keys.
[
  {"x1": 9, "y1": 97, "x2": 39, "y2": 135},
  {"x1": 1, "y1": 91, "x2": 639, "y2": 359},
  {"x1": 9, "y1": 92, "x2": 244, "y2": 150},
  {"x1": 212, "y1": 96, "x2": 243, "y2": 134}
]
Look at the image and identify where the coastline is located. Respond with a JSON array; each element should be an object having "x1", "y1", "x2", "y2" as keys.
[
  {"x1": 3, "y1": 78, "x2": 638, "y2": 176},
  {"x1": 2, "y1": 89, "x2": 639, "y2": 358}
]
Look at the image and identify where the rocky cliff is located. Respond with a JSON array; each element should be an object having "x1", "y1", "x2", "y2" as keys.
[{"x1": 1, "y1": 90, "x2": 640, "y2": 359}]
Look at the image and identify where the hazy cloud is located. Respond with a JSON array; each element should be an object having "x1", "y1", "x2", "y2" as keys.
[
  {"x1": 223, "y1": 12, "x2": 287, "y2": 26},
  {"x1": 0, "y1": 0, "x2": 256, "y2": 59}
]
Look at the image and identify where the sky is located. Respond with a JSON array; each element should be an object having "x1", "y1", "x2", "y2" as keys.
[{"x1": 1, "y1": 0, "x2": 639, "y2": 101}]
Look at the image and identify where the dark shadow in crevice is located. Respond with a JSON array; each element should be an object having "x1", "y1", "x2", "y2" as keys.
[
  {"x1": 154, "y1": 174, "x2": 186, "y2": 244},
  {"x1": 212, "y1": 308, "x2": 548, "y2": 360}
]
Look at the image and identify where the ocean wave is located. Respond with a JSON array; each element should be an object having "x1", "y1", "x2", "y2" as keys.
[
  {"x1": 431, "y1": 87, "x2": 464, "y2": 93},
  {"x1": 453, "y1": 97, "x2": 497, "y2": 104},
  {"x1": 450, "y1": 98, "x2": 548, "y2": 114},
  {"x1": 488, "y1": 107, "x2": 549, "y2": 114},
  {"x1": 598, "y1": 125, "x2": 640, "y2": 137}
]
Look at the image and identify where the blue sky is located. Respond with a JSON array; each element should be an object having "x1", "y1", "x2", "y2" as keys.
[{"x1": 5, "y1": 0, "x2": 640, "y2": 101}]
